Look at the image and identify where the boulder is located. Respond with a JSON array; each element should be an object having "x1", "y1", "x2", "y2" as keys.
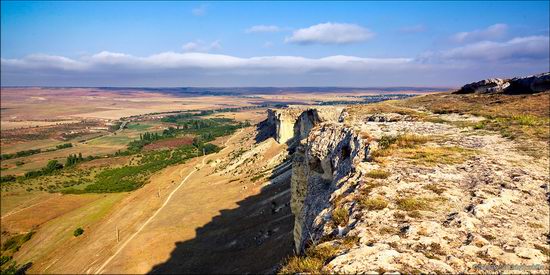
[
  {"x1": 454, "y1": 72, "x2": 550, "y2": 94},
  {"x1": 455, "y1": 78, "x2": 510, "y2": 94}
]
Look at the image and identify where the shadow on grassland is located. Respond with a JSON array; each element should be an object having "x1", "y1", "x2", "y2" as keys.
[{"x1": 148, "y1": 162, "x2": 294, "y2": 274}]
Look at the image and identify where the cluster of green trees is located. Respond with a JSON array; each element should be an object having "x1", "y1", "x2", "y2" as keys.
[
  {"x1": 65, "y1": 153, "x2": 84, "y2": 167},
  {"x1": 12, "y1": 116, "x2": 247, "y2": 194},
  {"x1": 0, "y1": 175, "x2": 16, "y2": 184},
  {"x1": 1, "y1": 143, "x2": 73, "y2": 160},
  {"x1": 23, "y1": 160, "x2": 64, "y2": 179},
  {"x1": 127, "y1": 132, "x2": 163, "y2": 152},
  {"x1": 0, "y1": 149, "x2": 41, "y2": 160},
  {"x1": 55, "y1": 143, "x2": 73, "y2": 149},
  {"x1": 65, "y1": 143, "x2": 218, "y2": 193}
]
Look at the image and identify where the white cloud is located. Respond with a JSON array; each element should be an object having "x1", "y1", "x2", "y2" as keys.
[
  {"x1": 245, "y1": 25, "x2": 281, "y2": 33},
  {"x1": 191, "y1": 4, "x2": 208, "y2": 16},
  {"x1": 182, "y1": 40, "x2": 222, "y2": 52},
  {"x1": 422, "y1": 35, "x2": 549, "y2": 62},
  {"x1": 286, "y1": 22, "x2": 374, "y2": 45},
  {"x1": 399, "y1": 24, "x2": 426, "y2": 33},
  {"x1": 450, "y1": 23, "x2": 508, "y2": 43},
  {"x1": 2, "y1": 52, "x2": 412, "y2": 73},
  {"x1": 2, "y1": 36, "x2": 548, "y2": 86}
]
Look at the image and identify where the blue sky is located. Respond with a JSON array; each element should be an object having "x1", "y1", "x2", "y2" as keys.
[{"x1": 1, "y1": 1, "x2": 549, "y2": 87}]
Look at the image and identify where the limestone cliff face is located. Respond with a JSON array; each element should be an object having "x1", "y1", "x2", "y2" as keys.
[
  {"x1": 293, "y1": 107, "x2": 343, "y2": 141},
  {"x1": 265, "y1": 109, "x2": 303, "y2": 144},
  {"x1": 286, "y1": 104, "x2": 549, "y2": 273},
  {"x1": 261, "y1": 107, "x2": 342, "y2": 144},
  {"x1": 291, "y1": 123, "x2": 369, "y2": 252}
]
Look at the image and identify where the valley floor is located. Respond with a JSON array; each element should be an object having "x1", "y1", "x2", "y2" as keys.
[{"x1": 6, "y1": 127, "x2": 294, "y2": 274}]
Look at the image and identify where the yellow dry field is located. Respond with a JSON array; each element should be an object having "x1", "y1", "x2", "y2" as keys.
[
  {"x1": 1, "y1": 120, "x2": 82, "y2": 130},
  {"x1": 11, "y1": 127, "x2": 293, "y2": 274}
]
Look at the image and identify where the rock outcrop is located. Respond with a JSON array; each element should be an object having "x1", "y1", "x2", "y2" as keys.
[
  {"x1": 256, "y1": 108, "x2": 303, "y2": 144},
  {"x1": 258, "y1": 106, "x2": 342, "y2": 144},
  {"x1": 291, "y1": 123, "x2": 369, "y2": 252},
  {"x1": 455, "y1": 72, "x2": 550, "y2": 94},
  {"x1": 286, "y1": 104, "x2": 549, "y2": 273},
  {"x1": 293, "y1": 107, "x2": 343, "y2": 141}
]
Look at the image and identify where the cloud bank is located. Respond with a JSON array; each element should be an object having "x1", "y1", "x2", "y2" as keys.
[
  {"x1": 2, "y1": 35, "x2": 548, "y2": 87},
  {"x1": 450, "y1": 23, "x2": 508, "y2": 43},
  {"x1": 286, "y1": 22, "x2": 374, "y2": 45}
]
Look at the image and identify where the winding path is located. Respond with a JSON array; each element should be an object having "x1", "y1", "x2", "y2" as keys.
[{"x1": 94, "y1": 128, "x2": 244, "y2": 274}]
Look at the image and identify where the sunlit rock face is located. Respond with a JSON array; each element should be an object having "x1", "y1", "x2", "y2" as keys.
[{"x1": 291, "y1": 123, "x2": 368, "y2": 252}]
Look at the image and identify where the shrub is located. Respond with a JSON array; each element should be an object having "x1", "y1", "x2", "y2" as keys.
[
  {"x1": 395, "y1": 134, "x2": 429, "y2": 148},
  {"x1": 341, "y1": 235, "x2": 360, "y2": 249},
  {"x1": 279, "y1": 244, "x2": 338, "y2": 274},
  {"x1": 0, "y1": 255, "x2": 12, "y2": 266},
  {"x1": 0, "y1": 175, "x2": 16, "y2": 183},
  {"x1": 423, "y1": 183, "x2": 446, "y2": 195},
  {"x1": 512, "y1": 114, "x2": 539, "y2": 126},
  {"x1": 396, "y1": 146, "x2": 475, "y2": 166},
  {"x1": 366, "y1": 169, "x2": 390, "y2": 179},
  {"x1": 360, "y1": 197, "x2": 388, "y2": 210},
  {"x1": 396, "y1": 197, "x2": 431, "y2": 211},
  {"x1": 377, "y1": 135, "x2": 398, "y2": 149},
  {"x1": 279, "y1": 256, "x2": 323, "y2": 274},
  {"x1": 1, "y1": 231, "x2": 34, "y2": 252},
  {"x1": 473, "y1": 121, "x2": 486, "y2": 130},
  {"x1": 332, "y1": 207, "x2": 349, "y2": 226},
  {"x1": 73, "y1": 227, "x2": 84, "y2": 237}
]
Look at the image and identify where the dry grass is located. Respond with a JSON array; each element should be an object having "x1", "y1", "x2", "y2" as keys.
[
  {"x1": 395, "y1": 146, "x2": 475, "y2": 166},
  {"x1": 279, "y1": 244, "x2": 339, "y2": 274},
  {"x1": 379, "y1": 226, "x2": 398, "y2": 235},
  {"x1": 360, "y1": 197, "x2": 389, "y2": 211},
  {"x1": 358, "y1": 181, "x2": 384, "y2": 197},
  {"x1": 423, "y1": 183, "x2": 446, "y2": 195},
  {"x1": 527, "y1": 222, "x2": 544, "y2": 229},
  {"x1": 396, "y1": 197, "x2": 432, "y2": 211},
  {"x1": 345, "y1": 101, "x2": 423, "y2": 119},
  {"x1": 278, "y1": 256, "x2": 324, "y2": 274},
  {"x1": 365, "y1": 169, "x2": 391, "y2": 179},
  {"x1": 340, "y1": 235, "x2": 360, "y2": 249},
  {"x1": 332, "y1": 207, "x2": 349, "y2": 226},
  {"x1": 399, "y1": 92, "x2": 550, "y2": 141},
  {"x1": 372, "y1": 134, "x2": 431, "y2": 161}
]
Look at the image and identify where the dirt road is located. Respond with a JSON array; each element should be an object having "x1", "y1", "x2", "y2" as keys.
[{"x1": 94, "y1": 128, "x2": 245, "y2": 274}]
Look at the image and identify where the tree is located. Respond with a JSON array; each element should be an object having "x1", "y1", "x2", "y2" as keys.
[
  {"x1": 45, "y1": 160, "x2": 63, "y2": 172},
  {"x1": 73, "y1": 227, "x2": 84, "y2": 237}
]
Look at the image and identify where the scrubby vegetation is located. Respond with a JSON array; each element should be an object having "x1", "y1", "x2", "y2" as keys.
[
  {"x1": 396, "y1": 146, "x2": 475, "y2": 166},
  {"x1": 360, "y1": 197, "x2": 388, "y2": 210},
  {"x1": 23, "y1": 160, "x2": 64, "y2": 179},
  {"x1": 4, "y1": 116, "x2": 245, "y2": 194},
  {"x1": 332, "y1": 207, "x2": 349, "y2": 226},
  {"x1": 0, "y1": 149, "x2": 41, "y2": 160},
  {"x1": 365, "y1": 169, "x2": 390, "y2": 179},
  {"x1": 279, "y1": 244, "x2": 339, "y2": 274},
  {"x1": 0, "y1": 231, "x2": 34, "y2": 273},
  {"x1": 371, "y1": 133, "x2": 474, "y2": 166},
  {"x1": 1, "y1": 143, "x2": 73, "y2": 160},
  {"x1": 400, "y1": 92, "x2": 550, "y2": 141},
  {"x1": 73, "y1": 227, "x2": 84, "y2": 237},
  {"x1": 396, "y1": 197, "x2": 432, "y2": 211}
]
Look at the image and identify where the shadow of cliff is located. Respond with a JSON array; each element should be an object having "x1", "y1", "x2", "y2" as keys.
[
  {"x1": 148, "y1": 165, "x2": 294, "y2": 274},
  {"x1": 254, "y1": 118, "x2": 274, "y2": 144}
]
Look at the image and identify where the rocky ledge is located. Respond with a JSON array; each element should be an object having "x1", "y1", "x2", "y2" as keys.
[
  {"x1": 454, "y1": 72, "x2": 550, "y2": 94},
  {"x1": 273, "y1": 93, "x2": 549, "y2": 273}
]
